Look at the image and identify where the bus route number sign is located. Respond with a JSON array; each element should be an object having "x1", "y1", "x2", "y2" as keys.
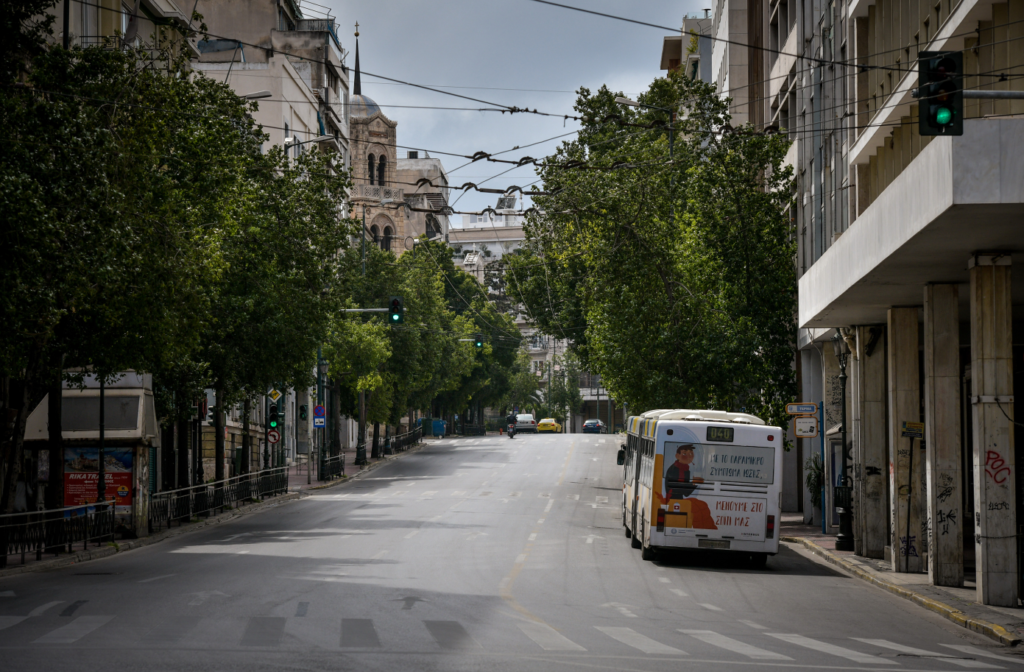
[{"x1": 706, "y1": 426, "x2": 735, "y2": 443}]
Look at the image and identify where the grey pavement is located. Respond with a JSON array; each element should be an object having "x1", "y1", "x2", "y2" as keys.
[{"x1": 1, "y1": 432, "x2": 1021, "y2": 671}]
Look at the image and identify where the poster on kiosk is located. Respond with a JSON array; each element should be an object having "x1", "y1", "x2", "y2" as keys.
[{"x1": 64, "y1": 447, "x2": 134, "y2": 518}]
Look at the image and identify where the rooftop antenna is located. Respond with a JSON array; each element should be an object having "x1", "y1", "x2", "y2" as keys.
[{"x1": 704, "y1": 8, "x2": 710, "y2": 17}]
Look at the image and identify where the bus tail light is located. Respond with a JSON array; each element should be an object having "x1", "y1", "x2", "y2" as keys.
[
  {"x1": 766, "y1": 514, "x2": 775, "y2": 539},
  {"x1": 656, "y1": 508, "x2": 665, "y2": 532}
]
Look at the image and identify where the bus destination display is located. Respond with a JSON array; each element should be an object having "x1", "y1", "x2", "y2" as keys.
[{"x1": 706, "y1": 426, "x2": 734, "y2": 443}]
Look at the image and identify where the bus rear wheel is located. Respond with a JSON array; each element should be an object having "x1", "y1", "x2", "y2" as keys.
[
  {"x1": 640, "y1": 520, "x2": 656, "y2": 561},
  {"x1": 748, "y1": 553, "x2": 768, "y2": 569}
]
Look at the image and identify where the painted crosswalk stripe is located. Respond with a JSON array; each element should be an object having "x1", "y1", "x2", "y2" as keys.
[
  {"x1": 680, "y1": 630, "x2": 792, "y2": 660},
  {"x1": 669, "y1": 589, "x2": 689, "y2": 597},
  {"x1": 0, "y1": 616, "x2": 27, "y2": 631},
  {"x1": 34, "y1": 616, "x2": 114, "y2": 644},
  {"x1": 596, "y1": 627, "x2": 685, "y2": 655},
  {"x1": 518, "y1": 622, "x2": 586, "y2": 651},
  {"x1": 424, "y1": 620, "x2": 481, "y2": 650},
  {"x1": 698, "y1": 603, "x2": 723, "y2": 611},
  {"x1": 767, "y1": 633, "x2": 892, "y2": 664},
  {"x1": 737, "y1": 619, "x2": 765, "y2": 630},
  {"x1": 940, "y1": 644, "x2": 1024, "y2": 664},
  {"x1": 241, "y1": 617, "x2": 285, "y2": 647},
  {"x1": 341, "y1": 619, "x2": 381, "y2": 648},
  {"x1": 853, "y1": 639, "x2": 1001, "y2": 668},
  {"x1": 28, "y1": 602, "x2": 63, "y2": 617}
]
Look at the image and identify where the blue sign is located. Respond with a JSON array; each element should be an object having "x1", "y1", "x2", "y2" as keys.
[
  {"x1": 786, "y1": 403, "x2": 817, "y2": 415},
  {"x1": 313, "y1": 405, "x2": 326, "y2": 418},
  {"x1": 313, "y1": 417, "x2": 325, "y2": 428}
]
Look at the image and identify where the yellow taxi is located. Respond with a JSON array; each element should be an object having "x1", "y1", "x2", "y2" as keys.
[{"x1": 537, "y1": 418, "x2": 562, "y2": 433}]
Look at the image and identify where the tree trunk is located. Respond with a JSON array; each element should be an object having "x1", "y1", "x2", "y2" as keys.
[
  {"x1": 357, "y1": 391, "x2": 367, "y2": 464},
  {"x1": 241, "y1": 396, "x2": 251, "y2": 475},
  {"x1": 214, "y1": 388, "x2": 225, "y2": 483},
  {"x1": 177, "y1": 417, "x2": 189, "y2": 487},
  {"x1": 372, "y1": 421, "x2": 380, "y2": 459},
  {"x1": 46, "y1": 361, "x2": 63, "y2": 510},
  {"x1": 1, "y1": 345, "x2": 43, "y2": 513}
]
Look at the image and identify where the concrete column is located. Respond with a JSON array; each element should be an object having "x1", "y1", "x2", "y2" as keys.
[
  {"x1": 968, "y1": 254, "x2": 1017, "y2": 606},
  {"x1": 853, "y1": 325, "x2": 887, "y2": 559},
  {"x1": 888, "y1": 307, "x2": 923, "y2": 572},
  {"x1": 923, "y1": 284, "x2": 963, "y2": 587}
]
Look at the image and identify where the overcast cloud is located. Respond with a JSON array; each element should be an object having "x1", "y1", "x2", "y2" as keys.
[{"x1": 317, "y1": 0, "x2": 706, "y2": 217}]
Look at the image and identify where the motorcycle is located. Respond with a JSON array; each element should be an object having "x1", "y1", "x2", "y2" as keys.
[{"x1": 507, "y1": 422, "x2": 516, "y2": 439}]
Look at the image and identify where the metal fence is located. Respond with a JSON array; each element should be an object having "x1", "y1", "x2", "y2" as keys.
[
  {"x1": 387, "y1": 427, "x2": 422, "y2": 454},
  {"x1": 0, "y1": 501, "x2": 116, "y2": 569},
  {"x1": 319, "y1": 452, "x2": 345, "y2": 482},
  {"x1": 148, "y1": 467, "x2": 288, "y2": 534},
  {"x1": 462, "y1": 424, "x2": 486, "y2": 436}
]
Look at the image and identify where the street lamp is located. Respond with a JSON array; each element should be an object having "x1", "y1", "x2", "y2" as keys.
[
  {"x1": 615, "y1": 97, "x2": 675, "y2": 220},
  {"x1": 241, "y1": 90, "x2": 272, "y2": 100},
  {"x1": 831, "y1": 330, "x2": 854, "y2": 552},
  {"x1": 317, "y1": 354, "x2": 329, "y2": 481}
]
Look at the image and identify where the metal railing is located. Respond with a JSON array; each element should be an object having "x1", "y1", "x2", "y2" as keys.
[
  {"x1": 319, "y1": 452, "x2": 345, "y2": 482},
  {"x1": 387, "y1": 426, "x2": 422, "y2": 454},
  {"x1": 148, "y1": 467, "x2": 288, "y2": 534},
  {"x1": 1, "y1": 501, "x2": 116, "y2": 569},
  {"x1": 462, "y1": 424, "x2": 486, "y2": 436}
]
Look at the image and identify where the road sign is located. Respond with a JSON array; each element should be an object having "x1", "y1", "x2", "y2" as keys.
[
  {"x1": 901, "y1": 421, "x2": 924, "y2": 439},
  {"x1": 267, "y1": 389, "x2": 282, "y2": 402},
  {"x1": 313, "y1": 417, "x2": 325, "y2": 428},
  {"x1": 267, "y1": 429, "x2": 281, "y2": 444},
  {"x1": 313, "y1": 405, "x2": 326, "y2": 418},
  {"x1": 786, "y1": 403, "x2": 817, "y2": 415},
  {"x1": 794, "y1": 416, "x2": 818, "y2": 438}
]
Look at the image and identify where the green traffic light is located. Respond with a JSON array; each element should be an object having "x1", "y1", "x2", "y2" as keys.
[
  {"x1": 269, "y1": 420, "x2": 278, "y2": 428},
  {"x1": 391, "y1": 314, "x2": 399, "y2": 321},
  {"x1": 935, "y1": 106, "x2": 953, "y2": 125}
]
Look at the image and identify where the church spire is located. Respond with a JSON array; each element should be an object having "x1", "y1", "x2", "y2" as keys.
[{"x1": 353, "y1": 23, "x2": 361, "y2": 96}]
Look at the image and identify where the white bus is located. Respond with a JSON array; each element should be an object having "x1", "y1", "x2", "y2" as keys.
[{"x1": 618, "y1": 409, "x2": 782, "y2": 567}]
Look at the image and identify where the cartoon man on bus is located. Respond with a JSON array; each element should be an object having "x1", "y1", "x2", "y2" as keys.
[{"x1": 661, "y1": 442, "x2": 717, "y2": 530}]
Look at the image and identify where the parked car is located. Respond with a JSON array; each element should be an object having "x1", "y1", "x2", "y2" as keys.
[
  {"x1": 537, "y1": 418, "x2": 562, "y2": 433},
  {"x1": 515, "y1": 413, "x2": 538, "y2": 433},
  {"x1": 582, "y1": 419, "x2": 605, "y2": 434}
]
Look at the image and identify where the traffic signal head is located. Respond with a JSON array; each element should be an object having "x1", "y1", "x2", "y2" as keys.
[
  {"x1": 389, "y1": 296, "x2": 404, "y2": 324},
  {"x1": 299, "y1": 404, "x2": 308, "y2": 420},
  {"x1": 474, "y1": 333, "x2": 484, "y2": 349},
  {"x1": 918, "y1": 51, "x2": 963, "y2": 136},
  {"x1": 268, "y1": 404, "x2": 279, "y2": 429}
]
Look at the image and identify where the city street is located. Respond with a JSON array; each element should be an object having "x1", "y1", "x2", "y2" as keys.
[{"x1": 0, "y1": 433, "x2": 1020, "y2": 671}]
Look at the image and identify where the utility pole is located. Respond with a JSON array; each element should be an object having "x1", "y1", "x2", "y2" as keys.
[{"x1": 97, "y1": 375, "x2": 106, "y2": 506}]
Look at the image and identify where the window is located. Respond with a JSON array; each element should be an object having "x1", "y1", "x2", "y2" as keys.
[
  {"x1": 368, "y1": 154, "x2": 376, "y2": 185},
  {"x1": 382, "y1": 227, "x2": 393, "y2": 252},
  {"x1": 377, "y1": 156, "x2": 387, "y2": 186},
  {"x1": 370, "y1": 225, "x2": 380, "y2": 245}
]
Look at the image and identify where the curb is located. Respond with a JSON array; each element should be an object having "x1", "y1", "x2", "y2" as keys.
[
  {"x1": 293, "y1": 441, "x2": 427, "y2": 495},
  {"x1": 0, "y1": 492, "x2": 301, "y2": 580},
  {"x1": 782, "y1": 535, "x2": 1021, "y2": 647}
]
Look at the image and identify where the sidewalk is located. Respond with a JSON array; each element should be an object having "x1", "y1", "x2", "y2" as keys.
[
  {"x1": 781, "y1": 514, "x2": 1024, "y2": 646},
  {"x1": 287, "y1": 436, "x2": 440, "y2": 492}
]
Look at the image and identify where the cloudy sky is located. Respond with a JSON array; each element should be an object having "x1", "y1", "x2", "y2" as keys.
[{"x1": 315, "y1": 0, "x2": 705, "y2": 219}]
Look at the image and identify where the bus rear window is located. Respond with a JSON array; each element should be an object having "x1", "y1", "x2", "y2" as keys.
[{"x1": 663, "y1": 441, "x2": 774, "y2": 485}]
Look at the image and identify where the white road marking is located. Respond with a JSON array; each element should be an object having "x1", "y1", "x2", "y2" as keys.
[
  {"x1": 680, "y1": 630, "x2": 792, "y2": 660},
  {"x1": 737, "y1": 619, "x2": 765, "y2": 629},
  {"x1": 854, "y1": 639, "x2": 1000, "y2": 668},
  {"x1": 518, "y1": 622, "x2": 586, "y2": 651},
  {"x1": 583, "y1": 534, "x2": 603, "y2": 544},
  {"x1": 596, "y1": 627, "x2": 684, "y2": 655},
  {"x1": 567, "y1": 494, "x2": 579, "y2": 500},
  {"x1": 538, "y1": 518, "x2": 545, "y2": 524},
  {"x1": 451, "y1": 491, "x2": 466, "y2": 497},
  {"x1": 544, "y1": 500, "x2": 554, "y2": 512},
  {"x1": 600, "y1": 602, "x2": 638, "y2": 618},
  {"x1": 28, "y1": 602, "x2": 63, "y2": 617},
  {"x1": 595, "y1": 496, "x2": 608, "y2": 504},
  {"x1": 768, "y1": 633, "x2": 891, "y2": 664},
  {"x1": 940, "y1": 645, "x2": 1024, "y2": 664},
  {"x1": 404, "y1": 530, "x2": 419, "y2": 539},
  {"x1": 528, "y1": 533, "x2": 537, "y2": 541},
  {"x1": 420, "y1": 491, "x2": 438, "y2": 499},
  {"x1": 34, "y1": 616, "x2": 115, "y2": 644},
  {"x1": 698, "y1": 603, "x2": 723, "y2": 611},
  {"x1": 670, "y1": 589, "x2": 689, "y2": 597},
  {"x1": 515, "y1": 554, "x2": 527, "y2": 564},
  {"x1": 658, "y1": 577, "x2": 671, "y2": 583},
  {"x1": 372, "y1": 550, "x2": 388, "y2": 559},
  {"x1": 0, "y1": 616, "x2": 27, "y2": 630},
  {"x1": 237, "y1": 550, "x2": 249, "y2": 554}
]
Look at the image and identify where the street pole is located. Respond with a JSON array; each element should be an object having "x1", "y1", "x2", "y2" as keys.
[
  {"x1": 97, "y1": 375, "x2": 106, "y2": 507},
  {"x1": 833, "y1": 332, "x2": 855, "y2": 551},
  {"x1": 356, "y1": 204, "x2": 368, "y2": 466},
  {"x1": 63, "y1": 0, "x2": 70, "y2": 49},
  {"x1": 262, "y1": 396, "x2": 269, "y2": 470}
]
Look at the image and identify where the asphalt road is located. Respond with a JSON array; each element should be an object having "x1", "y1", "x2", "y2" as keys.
[{"x1": 1, "y1": 433, "x2": 1021, "y2": 671}]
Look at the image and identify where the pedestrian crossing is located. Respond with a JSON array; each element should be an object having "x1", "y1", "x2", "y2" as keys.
[{"x1": 1, "y1": 608, "x2": 1021, "y2": 667}]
